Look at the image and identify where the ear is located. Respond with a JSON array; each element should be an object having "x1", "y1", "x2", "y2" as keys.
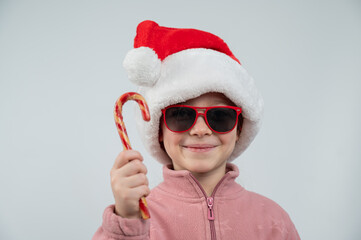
[
  {"x1": 159, "y1": 131, "x2": 163, "y2": 142},
  {"x1": 158, "y1": 123, "x2": 167, "y2": 151},
  {"x1": 236, "y1": 127, "x2": 241, "y2": 142},
  {"x1": 236, "y1": 115, "x2": 243, "y2": 141},
  {"x1": 158, "y1": 120, "x2": 164, "y2": 142}
]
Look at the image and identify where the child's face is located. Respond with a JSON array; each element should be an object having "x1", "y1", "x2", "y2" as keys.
[{"x1": 159, "y1": 92, "x2": 240, "y2": 175}]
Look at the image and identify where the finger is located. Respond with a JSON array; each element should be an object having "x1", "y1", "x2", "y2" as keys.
[
  {"x1": 112, "y1": 150, "x2": 143, "y2": 170},
  {"x1": 116, "y1": 159, "x2": 148, "y2": 177},
  {"x1": 124, "y1": 173, "x2": 149, "y2": 189},
  {"x1": 130, "y1": 185, "x2": 151, "y2": 199}
]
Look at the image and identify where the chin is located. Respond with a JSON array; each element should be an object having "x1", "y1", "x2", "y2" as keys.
[
  {"x1": 190, "y1": 167, "x2": 211, "y2": 174},
  {"x1": 186, "y1": 161, "x2": 216, "y2": 174}
]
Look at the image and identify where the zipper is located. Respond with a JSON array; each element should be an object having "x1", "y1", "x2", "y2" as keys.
[
  {"x1": 207, "y1": 197, "x2": 215, "y2": 220},
  {"x1": 207, "y1": 196, "x2": 216, "y2": 240},
  {"x1": 190, "y1": 174, "x2": 228, "y2": 240}
]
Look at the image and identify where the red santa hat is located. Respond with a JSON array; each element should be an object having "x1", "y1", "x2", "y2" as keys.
[{"x1": 123, "y1": 20, "x2": 264, "y2": 165}]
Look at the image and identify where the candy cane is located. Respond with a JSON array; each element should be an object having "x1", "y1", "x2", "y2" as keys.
[{"x1": 114, "y1": 92, "x2": 151, "y2": 219}]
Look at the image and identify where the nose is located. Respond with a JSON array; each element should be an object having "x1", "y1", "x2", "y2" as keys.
[{"x1": 189, "y1": 115, "x2": 212, "y2": 137}]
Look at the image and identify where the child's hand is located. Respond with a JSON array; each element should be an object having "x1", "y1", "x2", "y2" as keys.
[{"x1": 110, "y1": 150, "x2": 150, "y2": 219}]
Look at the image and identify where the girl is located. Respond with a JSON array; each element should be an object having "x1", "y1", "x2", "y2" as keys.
[{"x1": 93, "y1": 20, "x2": 300, "y2": 240}]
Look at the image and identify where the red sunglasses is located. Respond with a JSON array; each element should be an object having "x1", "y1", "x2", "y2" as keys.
[{"x1": 162, "y1": 105, "x2": 242, "y2": 134}]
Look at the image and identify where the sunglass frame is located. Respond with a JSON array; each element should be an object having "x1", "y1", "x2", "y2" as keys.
[{"x1": 161, "y1": 105, "x2": 242, "y2": 134}]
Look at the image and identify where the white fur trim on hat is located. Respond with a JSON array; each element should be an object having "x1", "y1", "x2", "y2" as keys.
[
  {"x1": 134, "y1": 48, "x2": 264, "y2": 165},
  {"x1": 123, "y1": 47, "x2": 161, "y2": 87}
]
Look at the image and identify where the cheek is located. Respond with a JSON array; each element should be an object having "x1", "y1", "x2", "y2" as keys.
[
  {"x1": 219, "y1": 131, "x2": 239, "y2": 147},
  {"x1": 161, "y1": 124, "x2": 182, "y2": 150},
  {"x1": 163, "y1": 132, "x2": 182, "y2": 147},
  {"x1": 162, "y1": 133, "x2": 184, "y2": 161}
]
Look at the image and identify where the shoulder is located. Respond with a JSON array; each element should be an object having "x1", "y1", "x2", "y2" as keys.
[
  {"x1": 242, "y1": 189, "x2": 291, "y2": 219},
  {"x1": 239, "y1": 189, "x2": 300, "y2": 238}
]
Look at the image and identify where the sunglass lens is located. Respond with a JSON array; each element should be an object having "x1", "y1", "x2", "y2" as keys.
[
  {"x1": 207, "y1": 108, "x2": 237, "y2": 133},
  {"x1": 165, "y1": 107, "x2": 196, "y2": 132}
]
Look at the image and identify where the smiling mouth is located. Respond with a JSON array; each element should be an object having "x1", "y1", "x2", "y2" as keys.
[{"x1": 182, "y1": 144, "x2": 217, "y2": 153}]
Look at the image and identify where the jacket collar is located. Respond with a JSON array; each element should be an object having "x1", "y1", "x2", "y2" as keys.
[{"x1": 157, "y1": 163, "x2": 244, "y2": 199}]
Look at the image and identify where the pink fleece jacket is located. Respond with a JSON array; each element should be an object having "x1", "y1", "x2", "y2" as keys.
[{"x1": 93, "y1": 163, "x2": 300, "y2": 240}]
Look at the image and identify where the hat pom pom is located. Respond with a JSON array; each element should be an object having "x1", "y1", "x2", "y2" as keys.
[{"x1": 123, "y1": 47, "x2": 161, "y2": 87}]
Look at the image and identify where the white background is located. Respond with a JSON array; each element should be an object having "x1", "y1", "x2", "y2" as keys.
[{"x1": 1, "y1": 0, "x2": 360, "y2": 239}]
